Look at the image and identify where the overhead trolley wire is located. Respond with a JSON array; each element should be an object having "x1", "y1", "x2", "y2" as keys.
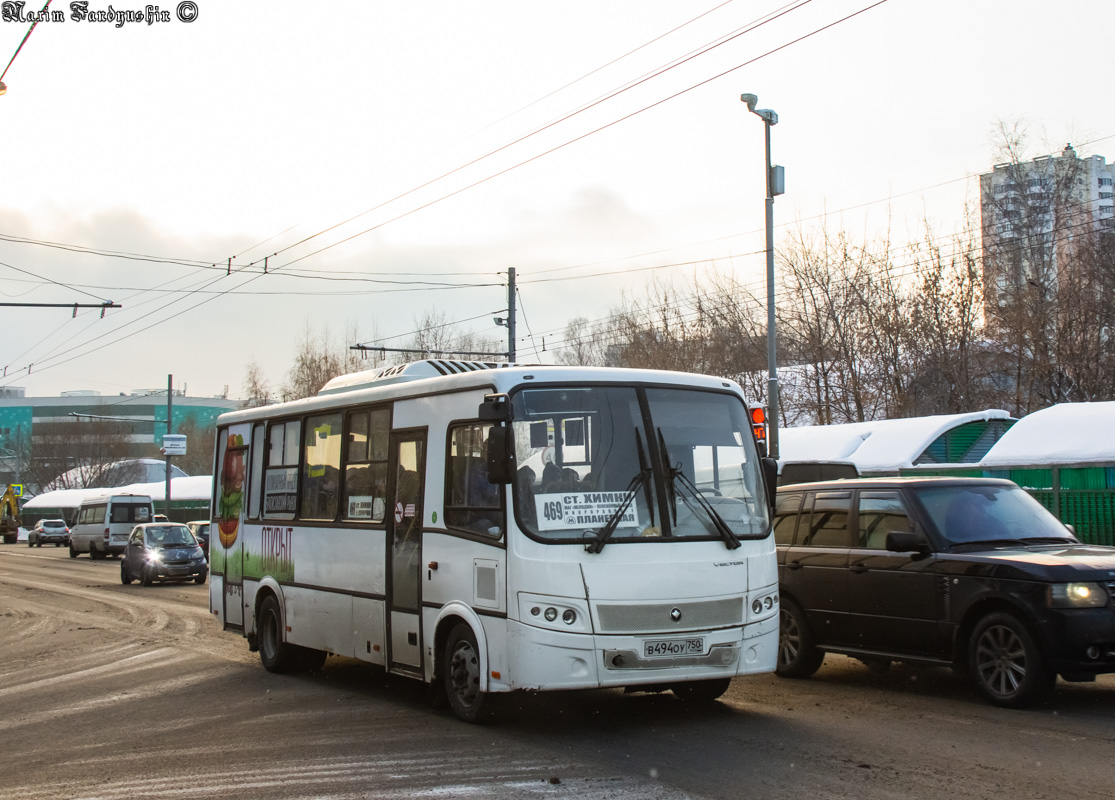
[
  {"x1": 263, "y1": 0, "x2": 888, "y2": 277},
  {"x1": 0, "y1": 0, "x2": 50, "y2": 88},
  {"x1": 246, "y1": 0, "x2": 818, "y2": 273}
]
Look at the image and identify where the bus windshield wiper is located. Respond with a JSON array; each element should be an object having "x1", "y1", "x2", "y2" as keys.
[
  {"x1": 584, "y1": 469, "x2": 649, "y2": 554},
  {"x1": 657, "y1": 429, "x2": 741, "y2": 550}
]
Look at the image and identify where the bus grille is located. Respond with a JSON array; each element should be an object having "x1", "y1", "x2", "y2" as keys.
[{"x1": 595, "y1": 598, "x2": 744, "y2": 633}]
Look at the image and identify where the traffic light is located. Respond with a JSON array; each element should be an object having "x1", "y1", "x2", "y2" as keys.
[{"x1": 749, "y1": 405, "x2": 767, "y2": 456}]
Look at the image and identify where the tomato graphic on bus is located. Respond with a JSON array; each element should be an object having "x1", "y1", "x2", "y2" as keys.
[{"x1": 218, "y1": 433, "x2": 245, "y2": 548}]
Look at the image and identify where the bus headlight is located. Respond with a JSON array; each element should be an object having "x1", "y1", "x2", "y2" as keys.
[
  {"x1": 518, "y1": 593, "x2": 590, "y2": 633},
  {"x1": 749, "y1": 590, "x2": 778, "y2": 620},
  {"x1": 1048, "y1": 582, "x2": 1108, "y2": 608}
]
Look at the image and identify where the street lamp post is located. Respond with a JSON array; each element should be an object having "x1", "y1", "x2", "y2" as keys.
[{"x1": 741, "y1": 93, "x2": 784, "y2": 459}]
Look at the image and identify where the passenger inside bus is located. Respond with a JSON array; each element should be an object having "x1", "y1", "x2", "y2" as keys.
[{"x1": 517, "y1": 466, "x2": 537, "y2": 529}]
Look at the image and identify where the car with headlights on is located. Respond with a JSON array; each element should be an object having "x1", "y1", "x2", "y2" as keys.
[
  {"x1": 120, "y1": 523, "x2": 208, "y2": 586},
  {"x1": 28, "y1": 519, "x2": 70, "y2": 547},
  {"x1": 773, "y1": 477, "x2": 1115, "y2": 708}
]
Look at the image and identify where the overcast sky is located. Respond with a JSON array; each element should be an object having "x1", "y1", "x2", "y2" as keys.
[{"x1": 2, "y1": 0, "x2": 1112, "y2": 400}]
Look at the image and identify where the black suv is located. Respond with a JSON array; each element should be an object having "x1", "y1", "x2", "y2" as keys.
[{"x1": 774, "y1": 477, "x2": 1115, "y2": 707}]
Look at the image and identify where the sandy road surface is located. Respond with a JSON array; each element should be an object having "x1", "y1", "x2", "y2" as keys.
[{"x1": 2, "y1": 545, "x2": 1114, "y2": 799}]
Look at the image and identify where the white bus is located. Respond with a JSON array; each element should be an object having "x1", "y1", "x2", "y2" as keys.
[{"x1": 209, "y1": 361, "x2": 779, "y2": 722}]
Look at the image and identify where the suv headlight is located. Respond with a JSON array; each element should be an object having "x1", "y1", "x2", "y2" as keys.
[{"x1": 1048, "y1": 582, "x2": 1108, "y2": 608}]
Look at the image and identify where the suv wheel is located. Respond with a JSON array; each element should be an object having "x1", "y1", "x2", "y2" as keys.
[
  {"x1": 969, "y1": 611, "x2": 1054, "y2": 708},
  {"x1": 776, "y1": 599, "x2": 824, "y2": 678}
]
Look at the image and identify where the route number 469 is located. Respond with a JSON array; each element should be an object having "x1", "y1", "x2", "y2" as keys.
[{"x1": 541, "y1": 501, "x2": 564, "y2": 521}]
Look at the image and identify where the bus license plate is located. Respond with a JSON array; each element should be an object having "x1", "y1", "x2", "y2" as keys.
[{"x1": 643, "y1": 638, "x2": 704, "y2": 658}]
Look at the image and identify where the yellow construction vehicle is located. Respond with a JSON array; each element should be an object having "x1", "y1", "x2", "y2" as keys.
[{"x1": 1, "y1": 484, "x2": 21, "y2": 544}]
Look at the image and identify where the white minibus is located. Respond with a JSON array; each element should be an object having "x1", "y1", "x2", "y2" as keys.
[
  {"x1": 209, "y1": 361, "x2": 779, "y2": 721},
  {"x1": 70, "y1": 493, "x2": 154, "y2": 559}
]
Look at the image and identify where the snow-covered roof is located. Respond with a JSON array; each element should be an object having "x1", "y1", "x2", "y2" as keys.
[
  {"x1": 46, "y1": 457, "x2": 189, "y2": 492},
  {"x1": 779, "y1": 409, "x2": 1012, "y2": 473},
  {"x1": 980, "y1": 402, "x2": 1115, "y2": 467},
  {"x1": 22, "y1": 475, "x2": 212, "y2": 509}
]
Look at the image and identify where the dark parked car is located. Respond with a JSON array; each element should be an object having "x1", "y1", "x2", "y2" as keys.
[
  {"x1": 186, "y1": 520, "x2": 210, "y2": 559},
  {"x1": 29, "y1": 519, "x2": 70, "y2": 547},
  {"x1": 774, "y1": 477, "x2": 1115, "y2": 708},
  {"x1": 120, "y1": 523, "x2": 208, "y2": 586}
]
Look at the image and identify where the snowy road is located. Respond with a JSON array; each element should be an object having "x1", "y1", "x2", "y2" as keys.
[{"x1": 2, "y1": 545, "x2": 1114, "y2": 799}]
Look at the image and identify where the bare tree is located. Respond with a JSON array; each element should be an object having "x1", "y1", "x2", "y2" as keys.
[
  {"x1": 555, "y1": 316, "x2": 613, "y2": 366},
  {"x1": 905, "y1": 213, "x2": 992, "y2": 414},
  {"x1": 282, "y1": 323, "x2": 365, "y2": 401},
  {"x1": 242, "y1": 359, "x2": 275, "y2": 408},
  {"x1": 402, "y1": 308, "x2": 503, "y2": 362},
  {"x1": 27, "y1": 419, "x2": 136, "y2": 490},
  {"x1": 776, "y1": 227, "x2": 884, "y2": 424},
  {"x1": 168, "y1": 414, "x2": 218, "y2": 477}
]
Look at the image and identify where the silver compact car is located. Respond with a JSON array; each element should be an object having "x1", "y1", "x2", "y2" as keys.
[
  {"x1": 29, "y1": 519, "x2": 70, "y2": 547},
  {"x1": 120, "y1": 523, "x2": 208, "y2": 586}
]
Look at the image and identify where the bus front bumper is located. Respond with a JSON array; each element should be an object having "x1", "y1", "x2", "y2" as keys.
[{"x1": 500, "y1": 615, "x2": 777, "y2": 692}]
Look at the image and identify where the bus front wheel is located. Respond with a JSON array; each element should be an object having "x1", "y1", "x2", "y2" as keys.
[{"x1": 443, "y1": 623, "x2": 494, "y2": 723}]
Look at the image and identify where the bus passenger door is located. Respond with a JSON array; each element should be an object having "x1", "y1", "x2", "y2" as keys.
[
  {"x1": 385, "y1": 430, "x2": 426, "y2": 674},
  {"x1": 216, "y1": 425, "x2": 251, "y2": 631}
]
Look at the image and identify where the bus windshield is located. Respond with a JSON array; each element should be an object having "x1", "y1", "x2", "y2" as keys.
[{"x1": 511, "y1": 385, "x2": 770, "y2": 544}]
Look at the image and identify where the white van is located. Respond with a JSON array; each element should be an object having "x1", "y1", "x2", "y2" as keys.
[{"x1": 69, "y1": 494, "x2": 155, "y2": 559}]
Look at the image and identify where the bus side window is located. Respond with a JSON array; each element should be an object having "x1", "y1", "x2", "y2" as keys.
[
  {"x1": 263, "y1": 420, "x2": 300, "y2": 520},
  {"x1": 445, "y1": 423, "x2": 503, "y2": 536},
  {"x1": 301, "y1": 413, "x2": 343, "y2": 521},
  {"x1": 248, "y1": 423, "x2": 265, "y2": 520},
  {"x1": 343, "y1": 407, "x2": 390, "y2": 523}
]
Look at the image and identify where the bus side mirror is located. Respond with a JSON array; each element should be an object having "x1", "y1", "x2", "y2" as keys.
[
  {"x1": 478, "y1": 393, "x2": 510, "y2": 422},
  {"x1": 486, "y1": 426, "x2": 513, "y2": 484},
  {"x1": 761, "y1": 457, "x2": 777, "y2": 511}
]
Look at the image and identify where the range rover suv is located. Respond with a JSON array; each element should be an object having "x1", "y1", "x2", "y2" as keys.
[{"x1": 774, "y1": 477, "x2": 1115, "y2": 707}]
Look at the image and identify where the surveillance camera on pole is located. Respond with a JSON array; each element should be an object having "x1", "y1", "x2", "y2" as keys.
[{"x1": 742, "y1": 92, "x2": 784, "y2": 459}]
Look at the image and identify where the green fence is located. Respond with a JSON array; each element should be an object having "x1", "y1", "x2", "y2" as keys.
[{"x1": 898, "y1": 464, "x2": 1115, "y2": 547}]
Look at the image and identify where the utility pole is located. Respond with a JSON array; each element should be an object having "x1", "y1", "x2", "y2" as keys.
[
  {"x1": 165, "y1": 375, "x2": 173, "y2": 519},
  {"x1": 507, "y1": 267, "x2": 516, "y2": 362}
]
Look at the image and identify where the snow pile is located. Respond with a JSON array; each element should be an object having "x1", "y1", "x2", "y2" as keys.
[
  {"x1": 980, "y1": 402, "x2": 1115, "y2": 467},
  {"x1": 779, "y1": 409, "x2": 1012, "y2": 472},
  {"x1": 22, "y1": 475, "x2": 212, "y2": 510}
]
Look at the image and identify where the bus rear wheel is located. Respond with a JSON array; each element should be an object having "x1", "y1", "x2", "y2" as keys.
[
  {"x1": 257, "y1": 595, "x2": 324, "y2": 674},
  {"x1": 443, "y1": 623, "x2": 494, "y2": 723}
]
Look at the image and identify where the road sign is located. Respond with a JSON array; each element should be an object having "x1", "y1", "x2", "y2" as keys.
[{"x1": 161, "y1": 434, "x2": 187, "y2": 456}]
